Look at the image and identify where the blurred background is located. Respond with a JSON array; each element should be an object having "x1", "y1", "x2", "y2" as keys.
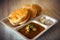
[{"x1": 0, "y1": 0, "x2": 60, "y2": 40}]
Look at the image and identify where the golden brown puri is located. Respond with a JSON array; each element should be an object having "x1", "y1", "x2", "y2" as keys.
[
  {"x1": 31, "y1": 4, "x2": 42, "y2": 16},
  {"x1": 8, "y1": 4, "x2": 42, "y2": 26},
  {"x1": 23, "y1": 4, "x2": 37, "y2": 19},
  {"x1": 8, "y1": 8, "x2": 30, "y2": 26},
  {"x1": 23, "y1": 4, "x2": 42, "y2": 19}
]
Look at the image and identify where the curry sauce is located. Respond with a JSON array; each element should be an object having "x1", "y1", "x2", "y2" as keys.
[{"x1": 18, "y1": 22, "x2": 45, "y2": 39}]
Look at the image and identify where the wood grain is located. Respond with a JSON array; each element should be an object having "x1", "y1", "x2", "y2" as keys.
[{"x1": 0, "y1": 0, "x2": 60, "y2": 40}]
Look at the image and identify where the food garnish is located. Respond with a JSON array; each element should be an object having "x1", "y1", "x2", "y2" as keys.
[
  {"x1": 39, "y1": 16, "x2": 53, "y2": 26},
  {"x1": 44, "y1": 19, "x2": 53, "y2": 25},
  {"x1": 25, "y1": 24, "x2": 37, "y2": 33}
]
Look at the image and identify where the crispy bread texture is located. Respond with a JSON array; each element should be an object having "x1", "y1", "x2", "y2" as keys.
[
  {"x1": 8, "y1": 4, "x2": 42, "y2": 26},
  {"x1": 8, "y1": 8, "x2": 30, "y2": 26}
]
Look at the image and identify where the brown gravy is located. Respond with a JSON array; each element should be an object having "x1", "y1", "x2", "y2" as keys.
[{"x1": 18, "y1": 22, "x2": 45, "y2": 39}]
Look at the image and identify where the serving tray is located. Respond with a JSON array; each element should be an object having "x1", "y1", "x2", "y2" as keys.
[{"x1": 0, "y1": 14, "x2": 57, "y2": 40}]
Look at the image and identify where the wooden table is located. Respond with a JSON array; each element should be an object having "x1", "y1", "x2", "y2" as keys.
[{"x1": 0, "y1": 0, "x2": 60, "y2": 40}]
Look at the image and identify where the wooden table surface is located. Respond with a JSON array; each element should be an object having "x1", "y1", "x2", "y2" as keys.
[{"x1": 0, "y1": 0, "x2": 60, "y2": 40}]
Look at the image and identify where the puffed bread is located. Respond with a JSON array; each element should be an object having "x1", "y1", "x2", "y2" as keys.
[
  {"x1": 31, "y1": 4, "x2": 42, "y2": 16},
  {"x1": 8, "y1": 8, "x2": 30, "y2": 26},
  {"x1": 8, "y1": 4, "x2": 42, "y2": 26},
  {"x1": 23, "y1": 4, "x2": 37, "y2": 19}
]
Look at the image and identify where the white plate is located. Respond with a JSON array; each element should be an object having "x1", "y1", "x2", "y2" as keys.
[{"x1": 0, "y1": 14, "x2": 58, "y2": 40}]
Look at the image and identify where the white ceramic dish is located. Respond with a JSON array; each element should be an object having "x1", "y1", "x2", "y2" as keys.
[{"x1": 0, "y1": 14, "x2": 58, "y2": 40}]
